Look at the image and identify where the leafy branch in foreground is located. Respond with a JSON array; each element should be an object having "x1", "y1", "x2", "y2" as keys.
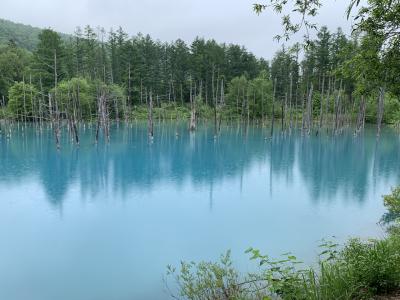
[
  {"x1": 381, "y1": 186, "x2": 400, "y2": 234},
  {"x1": 254, "y1": 0, "x2": 322, "y2": 43},
  {"x1": 253, "y1": 0, "x2": 400, "y2": 51}
]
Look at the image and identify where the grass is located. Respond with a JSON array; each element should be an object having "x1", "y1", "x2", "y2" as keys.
[{"x1": 166, "y1": 188, "x2": 400, "y2": 300}]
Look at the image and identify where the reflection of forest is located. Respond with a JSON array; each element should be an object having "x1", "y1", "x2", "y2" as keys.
[{"x1": 0, "y1": 123, "x2": 399, "y2": 205}]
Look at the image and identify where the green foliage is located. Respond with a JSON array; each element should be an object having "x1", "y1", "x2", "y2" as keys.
[
  {"x1": 166, "y1": 251, "x2": 265, "y2": 300},
  {"x1": 55, "y1": 78, "x2": 95, "y2": 119},
  {"x1": 342, "y1": 236, "x2": 400, "y2": 295},
  {"x1": 384, "y1": 96, "x2": 400, "y2": 125},
  {"x1": 131, "y1": 103, "x2": 191, "y2": 120},
  {"x1": 384, "y1": 187, "x2": 400, "y2": 217},
  {"x1": 381, "y1": 187, "x2": 400, "y2": 235},
  {"x1": 364, "y1": 93, "x2": 400, "y2": 124},
  {"x1": 0, "y1": 42, "x2": 31, "y2": 99},
  {"x1": 271, "y1": 47, "x2": 299, "y2": 100},
  {"x1": 7, "y1": 81, "x2": 38, "y2": 120},
  {"x1": 33, "y1": 29, "x2": 67, "y2": 91},
  {"x1": 226, "y1": 72, "x2": 273, "y2": 120},
  {"x1": 169, "y1": 235, "x2": 400, "y2": 300},
  {"x1": 227, "y1": 75, "x2": 249, "y2": 116},
  {"x1": 253, "y1": 0, "x2": 322, "y2": 42}
]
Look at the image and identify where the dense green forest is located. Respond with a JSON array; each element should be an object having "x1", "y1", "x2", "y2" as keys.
[{"x1": 0, "y1": 8, "x2": 399, "y2": 143}]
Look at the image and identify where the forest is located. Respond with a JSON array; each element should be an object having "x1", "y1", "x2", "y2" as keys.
[{"x1": 1, "y1": 3, "x2": 399, "y2": 146}]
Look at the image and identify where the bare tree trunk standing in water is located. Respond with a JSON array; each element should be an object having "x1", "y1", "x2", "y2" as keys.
[
  {"x1": 236, "y1": 86, "x2": 240, "y2": 118},
  {"x1": 1, "y1": 96, "x2": 5, "y2": 121},
  {"x1": 324, "y1": 77, "x2": 331, "y2": 131},
  {"x1": 95, "y1": 89, "x2": 101, "y2": 143},
  {"x1": 289, "y1": 73, "x2": 293, "y2": 131},
  {"x1": 218, "y1": 79, "x2": 224, "y2": 133},
  {"x1": 128, "y1": 63, "x2": 132, "y2": 113},
  {"x1": 318, "y1": 76, "x2": 325, "y2": 133},
  {"x1": 71, "y1": 87, "x2": 79, "y2": 145},
  {"x1": 270, "y1": 78, "x2": 277, "y2": 138},
  {"x1": 189, "y1": 79, "x2": 196, "y2": 132},
  {"x1": 53, "y1": 50, "x2": 61, "y2": 150},
  {"x1": 282, "y1": 93, "x2": 287, "y2": 132},
  {"x1": 302, "y1": 85, "x2": 307, "y2": 132},
  {"x1": 377, "y1": 87, "x2": 385, "y2": 137},
  {"x1": 334, "y1": 81, "x2": 342, "y2": 135},
  {"x1": 261, "y1": 85, "x2": 265, "y2": 125},
  {"x1": 306, "y1": 83, "x2": 313, "y2": 135},
  {"x1": 95, "y1": 87, "x2": 110, "y2": 143},
  {"x1": 50, "y1": 93, "x2": 61, "y2": 150},
  {"x1": 148, "y1": 91, "x2": 154, "y2": 138},
  {"x1": 356, "y1": 95, "x2": 366, "y2": 134}
]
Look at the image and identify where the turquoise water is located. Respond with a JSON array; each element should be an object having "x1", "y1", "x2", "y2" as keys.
[{"x1": 0, "y1": 123, "x2": 399, "y2": 300}]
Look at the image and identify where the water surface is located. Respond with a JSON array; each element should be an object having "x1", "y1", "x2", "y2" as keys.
[{"x1": 0, "y1": 123, "x2": 399, "y2": 300}]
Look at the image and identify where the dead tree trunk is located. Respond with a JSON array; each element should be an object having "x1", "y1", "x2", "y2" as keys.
[
  {"x1": 189, "y1": 79, "x2": 196, "y2": 132},
  {"x1": 289, "y1": 74, "x2": 293, "y2": 131},
  {"x1": 20, "y1": 76, "x2": 26, "y2": 123},
  {"x1": 356, "y1": 95, "x2": 366, "y2": 134},
  {"x1": 218, "y1": 79, "x2": 224, "y2": 132},
  {"x1": 261, "y1": 85, "x2": 265, "y2": 125},
  {"x1": 301, "y1": 87, "x2": 307, "y2": 132},
  {"x1": 306, "y1": 83, "x2": 314, "y2": 135},
  {"x1": 53, "y1": 50, "x2": 61, "y2": 149},
  {"x1": 190, "y1": 102, "x2": 196, "y2": 132},
  {"x1": 49, "y1": 93, "x2": 61, "y2": 149},
  {"x1": 148, "y1": 91, "x2": 154, "y2": 138},
  {"x1": 324, "y1": 77, "x2": 331, "y2": 129},
  {"x1": 72, "y1": 90, "x2": 79, "y2": 145},
  {"x1": 95, "y1": 87, "x2": 110, "y2": 143},
  {"x1": 318, "y1": 76, "x2": 325, "y2": 130},
  {"x1": 95, "y1": 95, "x2": 101, "y2": 143},
  {"x1": 270, "y1": 78, "x2": 277, "y2": 137},
  {"x1": 282, "y1": 93, "x2": 287, "y2": 132},
  {"x1": 377, "y1": 87, "x2": 385, "y2": 137},
  {"x1": 333, "y1": 82, "x2": 342, "y2": 134}
]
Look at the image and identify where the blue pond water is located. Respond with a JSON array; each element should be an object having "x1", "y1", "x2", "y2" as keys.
[{"x1": 0, "y1": 123, "x2": 399, "y2": 300}]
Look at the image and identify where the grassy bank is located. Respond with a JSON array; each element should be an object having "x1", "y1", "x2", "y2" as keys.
[{"x1": 166, "y1": 187, "x2": 400, "y2": 300}]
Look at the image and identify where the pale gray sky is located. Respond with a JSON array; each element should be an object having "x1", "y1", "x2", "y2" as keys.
[{"x1": 0, "y1": 0, "x2": 353, "y2": 59}]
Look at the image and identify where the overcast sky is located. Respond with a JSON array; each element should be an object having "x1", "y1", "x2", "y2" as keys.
[{"x1": 1, "y1": 0, "x2": 352, "y2": 59}]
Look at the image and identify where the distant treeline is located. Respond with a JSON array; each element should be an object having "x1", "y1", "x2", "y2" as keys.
[{"x1": 0, "y1": 23, "x2": 399, "y2": 133}]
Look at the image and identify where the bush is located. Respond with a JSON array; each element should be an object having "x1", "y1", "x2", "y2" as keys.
[
  {"x1": 165, "y1": 251, "x2": 262, "y2": 300},
  {"x1": 342, "y1": 236, "x2": 400, "y2": 296},
  {"x1": 384, "y1": 187, "x2": 400, "y2": 216}
]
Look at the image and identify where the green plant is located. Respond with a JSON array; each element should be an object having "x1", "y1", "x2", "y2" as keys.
[
  {"x1": 342, "y1": 236, "x2": 400, "y2": 295},
  {"x1": 384, "y1": 187, "x2": 400, "y2": 216},
  {"x1": 165, "y1": 250, "x2": 261, "y2": 300}
]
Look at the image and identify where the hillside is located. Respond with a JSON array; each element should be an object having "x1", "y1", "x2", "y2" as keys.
[{"x1": 0, "y1": 18, "x2": 69, "y2": 51}]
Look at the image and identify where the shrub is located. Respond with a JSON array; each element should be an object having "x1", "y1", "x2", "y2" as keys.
[
  {"x1": 165, "y1": 251, "x2": 262, "y2": 300},
  {"x1": 384, "y1": 187, "x2": 400, "y2": 216}
]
